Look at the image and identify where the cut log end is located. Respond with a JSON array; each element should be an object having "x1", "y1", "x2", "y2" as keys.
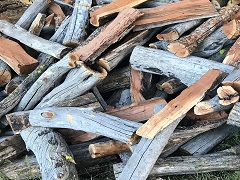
[
  {"x1": 97, "y1": 58, "x2": 111, "y2": 71},
  {"x1": 90, "y1": 15, "x2": 100, "y2": 27},
  {"x1": 156, "y1": 30, "x2": 179, "y2": 41},
  {"x1": 167, "y1": 42, "x2": 189, "y2": 57},
  {"x1": 194, "y1": 102, "x2": 215, "y2": 115},
  {"x1": 63, "y1": 40, "x2": 80, "y2": 48},
  {"x1": 217, "y1": 86, "x2": 239, "y2": 106}
]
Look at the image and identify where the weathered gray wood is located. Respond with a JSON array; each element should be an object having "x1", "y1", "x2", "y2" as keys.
[
  {"x1": 16, "y1": 0, "x2": 51, "y2": 29},
  {"x1": 194, "y1": 95, "x2": 233, "y2": 115},
  {"x1": 0, "y1": 91, "x2": 7, "y2": 102},
  {"x1": 35, "y1": 62, "x2": 107, "y2": 108},
  {"x1": 98, "y1": 29, "x2": 158, "y2": 71},
  {"x1": 28, "y1": 107, "x2": 141, "y2": 144},
  {"x1": 179, "y1": 124, "x2": 239, "y2": 155},
  {"x1": 0, "y1": 20, "x2": 70, "y2": 59},
  {"x1": 130, "y1": 46, "x2": 234, "y2": 86},
  {"x1": 21, "y1": 127, "x2": 79, "y2": 180},
  {"x1": 156, "y1": 19, "x2": 203, "y2": 40},
  {"x1": 5, "y1": 76, "x2": 25, "y2": 94},
  {"x1": 209, "y1": 43, "x2": 233, "y2": 63},
  {"x1": 228, "y1": 102, "x2": 240, "y2": 127},
  {"x1": 107, "y1": 89, "x2": 132, "y2": 108},
  {"x1": 63, "y1": 0, "x2": 91, "y2": 47},
  {"x1": 0, "y1": 59, "x2": 11, "y2": 87},
  {"x1": 192, "y1": 26, "x2": 233, "y2": 58},
  {"x1": 28, "y1": 13, "x2": 46, "y2": 36},
  {"x1": 0, "y1": 17, "x2": 70, "y2": 119},
  {"x1": 97, "y1": 67, "x2": 130, "y2": 93},
  {"x1": 92, "y1": 86, "x2": 108, "y2": 110}
]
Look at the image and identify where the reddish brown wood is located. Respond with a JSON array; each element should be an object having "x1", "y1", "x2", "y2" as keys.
[
  {"x1": 48, "y1": 2, "x2": 65, "y2": 24},
  {"x1": 223, "y1": 36, "x2": 240, "y2": 66},
  {"x1": 0, "y1": 38, "x2": 38, "y2": 76},
  {"x1": 222, "y1": 19, "x2": 240, "y2": 39}
]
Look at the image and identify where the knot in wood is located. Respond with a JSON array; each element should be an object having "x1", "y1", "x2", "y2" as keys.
[{"x1": 41, "y1": 111, "x2": 54, "y2": 118}]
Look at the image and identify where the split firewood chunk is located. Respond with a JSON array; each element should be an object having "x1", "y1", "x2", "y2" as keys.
[
  {"x1": 133, "y1": 0, "x2": 218, "y2": 31},
  {"x1": 0, "y1": 38, "x2": 38, "y2": 76},
  {"x1": 217, "y1": 86, "x2": 239, "y2": 105},
  {"x1": 223, "y1": 36, "x2": 240, "y2": 66},
  {"x1": 136, "y1": 69, "x2": 224, "y2": 139},
  {"x1": 222, "y1": 19, "x2": 240, "y2": 39},
  {"x1": 90, "y1": 0, "x2": 147, "y2": 27}
]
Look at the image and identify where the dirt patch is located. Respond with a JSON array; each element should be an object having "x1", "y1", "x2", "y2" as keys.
[{"x1": 0, "y1": 0, "x2": 28, "y2": 23}]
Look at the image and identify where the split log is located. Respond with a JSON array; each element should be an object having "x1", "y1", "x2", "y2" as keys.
[
  {"x1": 156, "y1": 78, "x2": 186, "y2": 94},
  {"x1": 107, "y1": 89, "x2": 132, "y2": 108},
  {"x1": 106, "y1": 97, "x2": 166, "y2": 122},
  {"x1": 156, "y1": 19, "x2": 203, "y2": 41},
  {"x1": 217, "y1": 85, "x2": 239, "y2": 105},
  {"x1": 130, "y1": 46, "x2": 233, "y2": 87},
  {"x1": 16, "y1": 0, "x2": 52, "y2": 29},
  {"x1": 223, "y1": 36, "x2": 240, "y2": 66},
  {"x1": 28, "y1": 13, "x2": 46, "y2": 36},
  {"x1": 90, "y1": 0, "x2": 147, "y2": 27},
  {"x1": 0, "y1": 16, "x2": 70, "y2": 120},
  {"x1": 194, "y1": 95, "x2": 233, "y2": 115},
  {"x1": 192, "y1": 26, "x2": 232, "y2": 58},
  {"x1": 89, "y1": 140, "x2": 132, "y2": 158},
  {"x1": 5, "y1": 76, "x2": 25, "y2": 94},
  {"x1": 133, "y1": 0, "x2": 218, "y2": 31},
  {"x1": 0, "y1": 60, "x2": 11, "y2": 87},
  {"x1": 35, "y1": 62, "x2": 107, "y2": 108},
  {"x1": 7, "y1": 108, "x2": 142, "y2": 144},
  {"x1": 137, "y1": 69, "x2": 224, "y2": 139},
  {"x1": 62, "y1": 0, "x2": 92, "y2": 47},
  {"x1": 179, "y1": 124, "x2": 238, "y2": 155},
  {"x1": 0, "y1": 37, "x2": 38, "y2": 76},
  {"x1": 20, "y1": 127, "x2": 79, "y2": 180},
  {"x1": 98, "y1": 29, "x2": 158, "y2": 71},
  {"x1": 0, "y1": 135, "x2": 26, "y2": 165},
  {"x1": 114, "y1": 149, "x2": 240, "y2": 177},
  {"x1": 97, "y1": 67, "x2": 130, "y2": 93},
  {"x1": 222, "y1": 18, "x2": 240, "y2": 39},
  {"x1": 72, "y1": 7, "x2": 143, "y2": 65},
  {"x1": 0, "y1": 20, "x2": 70, "y2": 59},
  {"x1": 167, "y1": 6, "x2": 239, "y2": 57},
  {"x1": 48, "y1": 2, "x2": 66, "y2": 25},
  {"x1": 227, "y1": 102, "x2": 240, "y2": 127}
]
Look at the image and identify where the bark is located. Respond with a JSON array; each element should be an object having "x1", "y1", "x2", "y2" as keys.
[
  {"x1": 157, "y1": 78, "x2": 187, "y2": 94},
  {"x1": 63, "y1": 0, "x2": 91, "y2": 47},
  {"x1": 223, "y1": 36, "x2": 240, "y2": 66},
  {"x1": 0, "y1": 20, "x2": 70, "y2": 59},
  {"x1": 0, "y1": 37, "x2": 38, "y2": 76},
  {"x1": 167, "y1": 7, "x2": 239, "y2": 57},
  {"x1": 5, "y1": 76, "x2": 25, "y2": 94},
  {"x1": 133, "y1": 0, "x2": 217, "y2": 31},
  {"x1": 130, "y1": 46, "x2": 233, "y2": 87},
  {"x1": 72, "y1": 7, "x2": 143, "y2": 65},
  {"x1": 28, "y1": 13, "x2": 46, "y2": 36},
  {"x1": 227, "y1": 102, "x2": 240, "y2": 127},
  {"x1": 16, "y1": 0, "x2": 52, "y2": 29},
  {"x1": 0, "y1": 59, "x2": 11, "y2": 87}
]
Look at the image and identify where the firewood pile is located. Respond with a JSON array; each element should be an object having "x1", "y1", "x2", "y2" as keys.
[{"x1": 1, "y1": 0, "x2": 240, "y2": 179}]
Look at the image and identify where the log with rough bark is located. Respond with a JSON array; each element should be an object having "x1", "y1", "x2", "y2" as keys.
[
  {"x1": 28, "y1": 13, "x2": 46, "y2": 36},
  {"x1": 156, "y1": 78, "x2": 186, "y2": 94},
  {"x1": 16, "y1": 0, "x2": 52, "y2": 29},
  {"x1": 89, "y1": 140, "x2": 132, "y2": 158},
  {"x1": 35, "y1": 62, "x2": 107, "y2": 108},
  {"x1": 107, "y1": 97, "x2": 166, "y2": 122},
  {"x1": 156, "y1": 19, "x2": 203, "y2": 40},
  {"x1": 0, "y1": 37, "x2": 38, "y2": 75},
  {"x1": 72, "y1": 7, "x2": 143, "y2": 65},
  {"x1": 0, "y1": 17, "x2": 70, "y2": 120},
  {"x1": 114, "y1": 148, "x2": 240, "y2": 177},
  {"x1": 5, "y1": 76, "x2": 25, "y2": 94},
  {"x1": 97, "y1": 67, "x2": 130, "y2": 93},
  {"x1": 62, "y1": 0, "x2": 91, "y2": 47},
  {"x1": 222, "y1": 18, "x2": 240, "y2": 39},
  {"x1": 0, "y1": 20, "x2": 70, "y2": 59},
  {"x1": 137, "y1": 69, "x2": 224, "y2": 139},
  {"x1": 90, "y1": 0, "x2": 147, "y2": 27},
  {"x1": 179, "y1": 124, "x2": 238, "y2": 155},
  {"x1": 133, "y1": 0, "x2": 218, "y2": 31},
  {"x1": 217, "y1": 85, "x2": 239, "y2": 105},
  {"x1": 0, "y1": 60, "x2": 11, "y2": 87},
  {"x1": 167, "y1": 6, "x2": 239, "y2": 58},
  {"x1": 130, "y1": 46, "x2": 233, "y2": 87},
  {"x1": 20, "y1": 127, "x2": 79, "y2": 180},
  {"x1": 98, "y1": 29, "x2": 158, "y2": 71},
  {"x1": 223, "y1": 36, "x2": 240, "y2": 66},
  {"x1": 227, "y1": 102, "x2": 240, "y2": 127},
  {"x1": 7, "y1": 107, "x2": 142, "y2": 144}
]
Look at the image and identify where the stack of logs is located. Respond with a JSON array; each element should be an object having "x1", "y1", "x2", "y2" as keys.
[{"x1": 1, "y1": 0, "x2": 240, "y2": 179}]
